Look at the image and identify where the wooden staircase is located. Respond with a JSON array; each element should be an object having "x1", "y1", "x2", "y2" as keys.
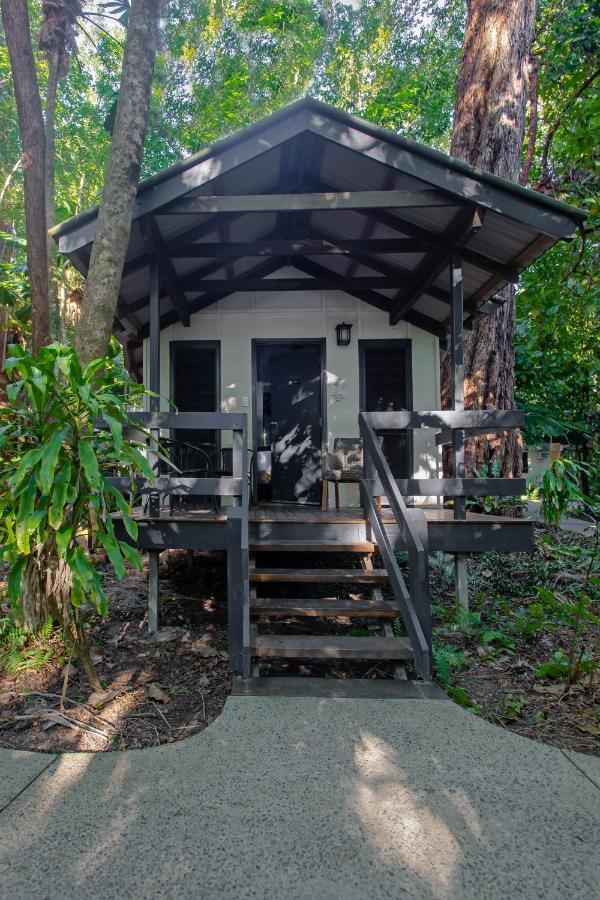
[{"x1": 248, "y1": 539, "x2": 414, "y2": 673}]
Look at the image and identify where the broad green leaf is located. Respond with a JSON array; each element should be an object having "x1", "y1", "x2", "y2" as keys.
[
  {"x1": 9, "y1": 445, "x2": 45, "y2": 489},
  {"x1": 78, "y1": 440, "x2": 102, "y2": 488},
  {"x1": 7, "y1": 557, "x2": 26, "y2": 606},
  {"x1": 39, "y1": 427, "x2": 69, "y2": 493},
  {"x1": 49, "y1": 463, "x2": 73, "y2": 529},
  {"x1": 56, "y1": 523, "x2": 74, "y2": 556},
  {"x1": 102, "y1": 412, "x2": 123, "y2": 452},
  {"x1": 98, "y1": 531, "x2": 125, "y2": 579},
  {"x1": 119, "y1": 540, "x2": 142, "y2": 571},
  {"x1": 105, "y1": 483, "x2": 138, "y2": 540}
]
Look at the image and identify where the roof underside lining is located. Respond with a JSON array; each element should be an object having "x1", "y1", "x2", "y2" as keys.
[{"x1": 52, "y1": 99, "x2": 585, "y2": 376}]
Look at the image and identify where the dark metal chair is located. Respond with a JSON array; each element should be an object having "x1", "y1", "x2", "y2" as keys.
[
  {"x1": 210, "y1": 447, "x2": 256, "y2": 510},
  {"x1": 160, "y1": 438, "x2": 212, "y2": 514}
]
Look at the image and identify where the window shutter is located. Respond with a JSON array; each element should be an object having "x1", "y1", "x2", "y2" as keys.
[{"x1": 172, "y1": 344, "x2": 218, "y2": 446}]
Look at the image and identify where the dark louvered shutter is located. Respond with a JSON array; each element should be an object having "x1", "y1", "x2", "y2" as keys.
[
  {"x1": 361, "y1": 342, "x2": 410, "y2": 478},
  {"x1": 172, "y1": 343, "x2": 218, "y2": 447}
]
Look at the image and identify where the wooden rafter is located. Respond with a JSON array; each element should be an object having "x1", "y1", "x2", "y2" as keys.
[
  {"x1": 306, "y1": 226, "x2": 451, "y2": 306},
  {"x1": 134, "y1": 256, "x2": 284, "y2": 339},
  {"x1": 389, "y1": 207, "x2": 484, "y2": 325},
  {"x1": 165, "y1": 189, "x2": 454, "y2": 216},
  {"x1": 292, "y1": 257, "x2": 447, "y2": 341},
  {"x1": 312, "y1": 178, "x2": 519, "y2": 283},
  {"x1": 178, "y1": 274, "x2": 403, "y2": 293},
  {"x1": 168, "y1": 237, "x2": 430, "y2": 258},
  {"x1": 139, "y1": 216, "x2": 190, "y2": 326}
]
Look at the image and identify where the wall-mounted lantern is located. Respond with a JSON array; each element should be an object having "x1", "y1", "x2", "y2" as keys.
[{"x1": 335, "y1": 322, "x2": 353, "y2": 347}]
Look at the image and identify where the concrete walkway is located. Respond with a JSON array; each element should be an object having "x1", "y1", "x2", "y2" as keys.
[{"x1": 1, "y1": 693, "x2": 599, "y2": 900}]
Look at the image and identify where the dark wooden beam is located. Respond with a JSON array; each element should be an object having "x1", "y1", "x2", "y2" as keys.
[
  {"x1": 178, "y1": 274, "x2": 404, "y2": 293},
  {"x1": 134, "y1": 256, "x2": 283, "y2": 339},
  {"x1": 389, "y1": 207, "x2": 483, "y2": 325},
  {"x1": 139, "y1": 216, "x2": 190, "y2": 326},
  {"x1": 304, "y1": 226, "x2": 452, "y2": 307},
  {"x1": 123, "y1": 211, "x2": 244, "y2": 277},
  {"x1": 292, "y1": 256, "x2": 447, "y2": 340},
  {"x1": 312, "y1": 178, "x2": 519, "y2": 284},
  {"x1": 168, "y1": 237, "x2": 429, "y2": 258},
  {"x1": 122, "y1": 166, "x2": 310, "y2": 279},
  {"x1": 165, "y1": 189, "x2": 455, "y2": 216}
]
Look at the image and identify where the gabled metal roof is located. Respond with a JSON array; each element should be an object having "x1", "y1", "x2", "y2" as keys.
[{"x1": 51, "y1": 97, "x2": 586, "y2": 371}]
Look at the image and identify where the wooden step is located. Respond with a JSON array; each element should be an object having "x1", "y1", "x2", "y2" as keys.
[
  {"x1": 250, "y1": 540, "x2": 375, "y2": 553},
  {"x1": 251, "y1": 597, "x2": 399, "y2": 617},
  {"x1": 251, "y1": 634, "x2": 412, "y2": 660},
  {"x1": 249, "y1": 568, "x2": 388, "y2": 584}
]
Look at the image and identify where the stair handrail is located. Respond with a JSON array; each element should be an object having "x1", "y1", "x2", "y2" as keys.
[
  {"x1": 359, "y1": 412, "x2": 431, "y2": 680},
  {"x1": 359, "y1": 413, "x2": 426, "y2": 572}
]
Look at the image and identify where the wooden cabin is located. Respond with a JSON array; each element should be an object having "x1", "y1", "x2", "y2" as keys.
[{"x1": 51, "y1": 99, "x2": 585, "y2": 681}]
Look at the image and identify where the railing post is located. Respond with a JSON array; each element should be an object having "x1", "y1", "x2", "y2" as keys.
[
  {"x1": 226, "y1": 507, "x2": 250, "y2": 675},
  {"x1": 407, "y1": 509, "x2": 431, "y2": 652},
  {"x1": 231, "y1": 423, "x2": 248, "y2": 510},
  {"x1": 148, "y1": 259, "x2": 161, "y2": 519},
  {"x1": 450, "y1": 248, "x2": 469, "y2": 609}
]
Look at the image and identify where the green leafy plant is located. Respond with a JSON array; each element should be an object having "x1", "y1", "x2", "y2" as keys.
[
  {"x1": 446, "y1": 685, "x2": 482, "y2": 713},
  {"x1": 0, "y1": 616, "x2": 54, "y2": 675},
  {"x1": 480, "y1": 629, "x2": 516, "y2": 652},
  {"x1": 541, "y1": 458, "x2": 595, "y2": 524},
  {"x1": 502, "y1": 694, "x2": 528, "y2": 720},
  {"x1": 432, "y1": 640, "x2": 466, "y2": 686},
  {"x1": 538, "y1": 458, "x2": 599, "y2": 686},
  {"x1": 0, "y1": 343, "x2": 152, "y2": 689}
]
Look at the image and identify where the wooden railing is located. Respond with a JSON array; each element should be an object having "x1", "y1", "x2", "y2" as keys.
[
  {"x1": 359, "y1": 412, "x2": 432, "y2": 680},
  {"x1": 104, "y1": 411, "x2": 250, "y2": 670},
  {"x1": 361, "y1": 410, "x2": 527, "y2": 506},
  {"x1": 359, "y1": 408, "x2": 527, "y2": 678}
]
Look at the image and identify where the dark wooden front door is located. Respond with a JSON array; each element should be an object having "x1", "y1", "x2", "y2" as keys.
[{"x1": 260, "y1": 343, "x2": 322, "y2": 504}]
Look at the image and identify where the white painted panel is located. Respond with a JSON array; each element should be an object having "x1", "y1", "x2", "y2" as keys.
[{"x1": 144, "y1": 288, "x2": 441, "y2": 506}]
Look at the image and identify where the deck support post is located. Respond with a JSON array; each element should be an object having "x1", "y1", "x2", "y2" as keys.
[
  {"x1": 450, "y1": 248, "x2": 469, "y2": 608},
  {"x1": 148, "y1": 550, "x2": 159, "y2": 633},
  {"x1": 147, "y1": 261, "x2": 161, "y2": 630},
  {"x1": 227, "y1": 508, "x2": 250, "y2": 675},
  {"x1": 454, "y1": 554, "x2": 469, "y2": 609}
]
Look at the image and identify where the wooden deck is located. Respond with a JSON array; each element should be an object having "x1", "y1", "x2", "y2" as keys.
[
  {"x1": 128, "y1": 504, "x2": 527, "y2": 526},
  {"x1": 116, "y1": 503, "x2": 534, "y2": 555}
]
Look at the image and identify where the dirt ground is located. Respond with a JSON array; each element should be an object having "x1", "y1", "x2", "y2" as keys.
[
  {"x1": 0, "y1": 527, "x2": 598, "y2": 756},
  {"x1": 0, "y1": 552, "x2": 232, "y2": 753}
]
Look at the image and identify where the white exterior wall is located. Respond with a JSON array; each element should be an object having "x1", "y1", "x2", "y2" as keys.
[{"x1": 144, "y1": 270, "x2": 441, "y2": 506}]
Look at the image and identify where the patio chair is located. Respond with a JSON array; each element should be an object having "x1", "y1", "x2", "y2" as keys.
[
  {"x1": 159, "y1": 438, "x2": 212, "y2": 515},
  {"x1": 321, "y1": 437, "x2": 365, "y2": 510}
]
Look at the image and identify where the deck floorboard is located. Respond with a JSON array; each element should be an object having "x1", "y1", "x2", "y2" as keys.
[{"x1": 123, "y1": 504, "x2": 526, "y2": 526}]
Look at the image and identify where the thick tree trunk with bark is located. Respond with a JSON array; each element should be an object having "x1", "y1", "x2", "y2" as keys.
[
  {"x1": 1, "y1": 0, "x2": 50, "y2": 353},
  {"x1": 75, "y1": 0, "x2": 161, "y2": 367},
  {"x1": 443, "y1": 0, "x2": 537, "y2": 477},
  {"x1": 45, "y1": 50, "x2": 59, "y2": 335}
]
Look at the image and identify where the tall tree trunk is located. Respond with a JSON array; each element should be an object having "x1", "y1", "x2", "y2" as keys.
[
  {"x1": 75, "y1": 0, "x2": 161, "y2": 367},
  {"x1": 443, "y1": 0, "x2": 537, "y2": 477},
  {"x1": 1, "y1": 0, "x2": 51, "y2": 353},
  {"x1": 45, "y1": 49, "x2": 60, "y2": 337}
]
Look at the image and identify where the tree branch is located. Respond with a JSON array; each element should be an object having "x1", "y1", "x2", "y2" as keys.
[
  {"x1": 539, "y1": 66, "x2": 600, "y2": 186},
  {"x1": 519, "y1": 55, "x2": 539, "y2": 186}
]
